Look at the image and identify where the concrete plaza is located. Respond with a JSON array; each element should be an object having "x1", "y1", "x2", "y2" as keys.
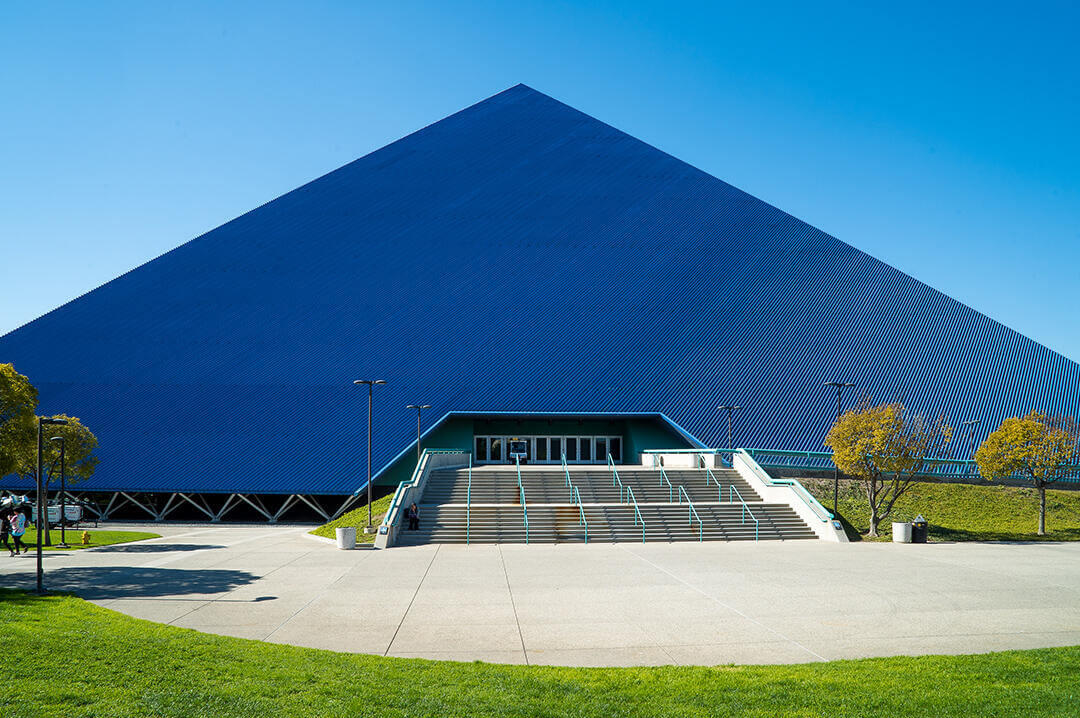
[{"x1": 2, "y1": 525, "x2": 1078, "y2": 666}]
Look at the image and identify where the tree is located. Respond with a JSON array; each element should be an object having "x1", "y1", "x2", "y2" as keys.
[
  {"x1": 0, "y1": 363, "x2": 38, "y2": 479},
  {"x1": 975, "y1": 412, "x2": 1078, "y2": 536},
  {"x1": 13, "y1": 414, "x2": 100, "y2": 486},
  {"x1": 824, "y1": 400, "x2": 952, "y2": 537}
]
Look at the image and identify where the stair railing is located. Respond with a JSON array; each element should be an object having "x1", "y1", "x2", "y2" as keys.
[
  {"x1": 677, "y1": 485, "x2": 703, "y2": 542},
  {"x1": 728, "y1": 484, "x2": 760, "y2": 541},
  {"x1": 624, "y1": 485, "x2": 645, "y2": 543},
  {"x1": 658, "y1": 465, "x2": 674, "y2": 502},
  {"x1": 562, "y1": 452, "x2": 573, "y2": 501},
  {"x1": 608, "y1": 453, "x2": 627, "y2": 501},
  {"x1": 516, "y1": 456, "x2": 529, "y2": 544},
  {"x1": 705, "y1": 467, "x2": 723, "y2": 502},
  {"x1": 466, "y1": 453, "x2": 472, "y2": 546},
  {"x1": 571, "y1": 484, "x2": 588, "y2": 543}
]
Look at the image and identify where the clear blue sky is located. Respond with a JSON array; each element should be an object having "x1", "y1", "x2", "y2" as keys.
[{"x1": 2, "y1": 1, "x2": 1078, "y2": 360}]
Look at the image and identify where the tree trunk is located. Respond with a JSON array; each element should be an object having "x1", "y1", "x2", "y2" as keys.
[
  {"x1": 1038, "y1": 483, "x2": 1047, "y2": 536},
  {"x1": 868, "y1": 507, "x2": 879, "y2": 538}
]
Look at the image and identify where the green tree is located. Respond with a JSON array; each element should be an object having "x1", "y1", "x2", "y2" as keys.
[
  {"x1": 13, "y1": 414, "x2": 100, "y2": 486},
  {"x1": 825, "y1": 400, "x2": 952, "y2": 537},
  {"x1": 0, "y1": 363, "x2": 38, "y2": 478},
  {"x1": 975, "y1": 412, "x2": 1078, "y2": 535}
]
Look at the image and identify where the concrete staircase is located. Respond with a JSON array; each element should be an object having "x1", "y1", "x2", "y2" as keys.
[{"x1": 394, "y1": 465, "x2": 817, "y2": 545}]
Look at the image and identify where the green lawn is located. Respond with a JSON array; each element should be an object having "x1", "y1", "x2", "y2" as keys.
[
  {"x1": 309, "y1": 492, "x2": 394, "y2": 542},
  {"x1": 0, "y1": 589, "x2": 1077, "y2": 717},
  {"x1": 803, "y1": 477, "x2": 1080, "y2": 541},
  {"x1": 15, "y1": 527, "x2": 160, "y2": 551}
]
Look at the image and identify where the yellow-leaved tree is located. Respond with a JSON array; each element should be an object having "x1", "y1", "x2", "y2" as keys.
[
  {"x1": 824, "y1": 400, "x2": 952, "y2": 537},
  {"x1": 975, "y1": 412, "x2": 1078, "y2": 535}
]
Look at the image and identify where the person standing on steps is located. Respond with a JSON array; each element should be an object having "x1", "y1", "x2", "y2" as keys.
[{"x1": 407, "y1": 502, "x2": 420, "y2": 531}]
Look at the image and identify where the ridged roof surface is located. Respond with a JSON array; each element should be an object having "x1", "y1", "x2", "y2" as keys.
[{"x1": 2, "y1": 84, "x2": 1078, "y2": 494}]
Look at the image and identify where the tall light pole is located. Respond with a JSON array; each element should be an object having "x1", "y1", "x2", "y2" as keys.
[
  {"x1": 353, "y1": 380, "x2": 386, "y2": 531},
  {"x1": 824, "y1": 381, "x2": 856, "y2": 518},
  {"x1": 961, "y1": 419, "x2": 981, "y2": 472},
  {"x1": 35, "y1": 416, "x2": 67, "y2": 594},
  {"x1": 406, "y1": 405, "x2": 431, "y2": 463},
  {"x1": 49, "y1": 436, "x2": 68, "y2": 549},
  {"x1": 716, "y1": 406, "x2": 743, "y2": 457}
]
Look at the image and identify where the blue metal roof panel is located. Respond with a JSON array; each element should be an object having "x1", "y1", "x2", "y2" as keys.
[{"x1": 2, "y1": 84, "x2": 1077, "y2": 494}]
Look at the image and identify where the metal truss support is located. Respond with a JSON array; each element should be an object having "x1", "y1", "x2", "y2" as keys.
[
  {"x1": 331, "y1": 494, "x2": 362, "y2": 520},
  {"x1": 176, "y1": 493, "x2": 215, "y2": 520},
  {"x1": 271, "y1": 495, "x2": 300, "y2": 522},
  {"x1": 212, "y1": 494, "x2": 239, "y2": 522},
  {"x1": 295, "y1": 494, "x2": 331, "y2": 521},
  {"x1": 235, "y1": 493, "x2": 273, "y2": 521},
  {"x1": 119, "y1": 492, "x2": 159, "y2": 520}
]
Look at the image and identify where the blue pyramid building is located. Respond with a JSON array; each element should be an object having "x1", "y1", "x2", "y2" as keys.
[{"x1": 2, "y1": 85, "x2": 1077, "y2": 519}]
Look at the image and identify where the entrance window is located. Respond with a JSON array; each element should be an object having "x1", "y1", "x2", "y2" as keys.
[
  {"x1": 490, "y1": 438, "x2": 502, "y2": 462},
  {"x1": 475, "y1": 437, "x2": 487, "y2": 462},
  {"x1": 550, "y1": 437, "x2": 562, "y2": 461},
  {"x1": 595, "y1": 437, "x2": 608, "y2": 461},
  {"x1": 536, "y1": 438, "x2": 548, "y2": 461},
  {"x1": 609, "y1": 437, "x2": 622, "y2": 462},
  {"x1": 580, "y1": 438, "x2": 592, "y2": 462},
  {"x1": 566, "y1": 437, "x2": 577, "y2": 461}
]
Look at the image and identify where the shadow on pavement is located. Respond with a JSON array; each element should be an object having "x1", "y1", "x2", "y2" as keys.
[
  {"x1": 91, "y1": 544, "x2": 226, "y2": 553},
  {"x1": 2, "y1": 566, "x2": 259, "y2": 600}
]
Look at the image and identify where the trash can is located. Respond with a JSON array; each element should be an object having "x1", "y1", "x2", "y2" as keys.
[
  {"x1": 892, "y1": 521, "x2": 912, "y2": 543},
  {"x1": 335, "y1": 526, "x2": 356, "y2": 550},
  {"x1": 911, "y1": 515, "x2": 928, "y2": 543}
]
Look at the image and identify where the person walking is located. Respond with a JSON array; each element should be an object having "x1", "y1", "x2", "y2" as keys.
[
  {"x1": 407, "y1": 502, "x2": 420, "y2": 531},
  {"x1": 9, "y1": 507, "x2": 28, "y2": 556},
  {"x1": 1, "y1": 511, "x2": 10, "y2": 556}
]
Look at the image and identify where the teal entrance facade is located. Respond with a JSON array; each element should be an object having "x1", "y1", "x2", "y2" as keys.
[{"x1": 372, "y1": 412, "x2": 702, "y2": 489}]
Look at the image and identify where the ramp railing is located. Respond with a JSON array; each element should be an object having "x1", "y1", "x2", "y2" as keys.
[
  {"x1": 571, "y1": 484, "x2": 588, "y2": 543},
  {"x1": 377, "y1": 449, "x2": 469, "y2": 548}
]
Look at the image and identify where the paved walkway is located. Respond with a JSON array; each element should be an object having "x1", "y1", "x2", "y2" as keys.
[{"x1": 2, "y1": 525, "x2": 1078, "y2": 666}]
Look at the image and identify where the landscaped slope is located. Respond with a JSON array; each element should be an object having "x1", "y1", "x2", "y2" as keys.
[
  {"x1": 804, "y1": 478, "x2": 1080, "y2": 541},
  {"x1": 0, "y1": 590, "x2": 1078, "y2": 717}
]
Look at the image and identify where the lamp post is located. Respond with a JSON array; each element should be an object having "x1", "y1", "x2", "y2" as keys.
[
  {"x1": 353, "y1": 380, "x2": 386, "y2": 531},
  {"x1": 406, "y1": 405, "x2": 431, "y2": 463},
  {"x1": 35, "y1": 416, "x2": 67, "y2": 594},
  {"x1": 824, "y1": 381, "x2": 856, "y2": 518},
  {"x1": 716, "y1": 406, "x2": 743, "y2": 456},
  {"x1": 960, "y1": 419, "x2": 981, "y2": 472},
  {"x1": 49, "y1": 436, "x2": 68, "y2": 549}
]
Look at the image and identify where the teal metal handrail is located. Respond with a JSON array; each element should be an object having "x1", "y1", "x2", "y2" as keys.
[
  {"x1": 677, "y1": 485, "x2": 703, "y2": 542},
  {"x1": 571, "y1": 484, "x2": 588, "y2": 543},
  {"x1": 516, "y1": 456, "x2": 529, "y2": 544},
  {"x1": 608, "y1": 453, "x2": 629, "y2": 502},
  {"x1": 562, "y1": 452, "x2": 573, "y2": 501},
  {"x1": 624, "y1": 485, "x2": 645, "y2": 542},
  {"x1": 728, "y1": 484, "x2": 759, "y2": 541},
  {"x1": 658, "y1": 465, "x2": 674, "y2": 502},
  {"x1": 737, "y1": 449, "x2": 832, "y2": 522},
  {"x1": 466, "y1": 453, "x2": 472, "y2": 545},
  {"x1": 381, "y1": 449, "x2": 467, "y2": 531},
  {"x1": 705, "y1": 467, "x2": 723, "y2": 501}
]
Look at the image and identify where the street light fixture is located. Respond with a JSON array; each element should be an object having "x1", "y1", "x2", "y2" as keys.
[
  {"x1": 354, "y1": 380, "x2": 387, "y2": 531},
  {"x1": 716, "y1": 406, "x2": 743, "y2": 457},
  {"x1": 35, "y1": 416, "x2": 67, "y2": 594},
  {"x1": 406, "y1": 405, "x2": 432, "y2": 463},
  {"x1": 49, "y1": 436, "x2": 69, "y2": 549},
  {"x1": 824, "y1": 381, "x2": 856, "y2": 518}
]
